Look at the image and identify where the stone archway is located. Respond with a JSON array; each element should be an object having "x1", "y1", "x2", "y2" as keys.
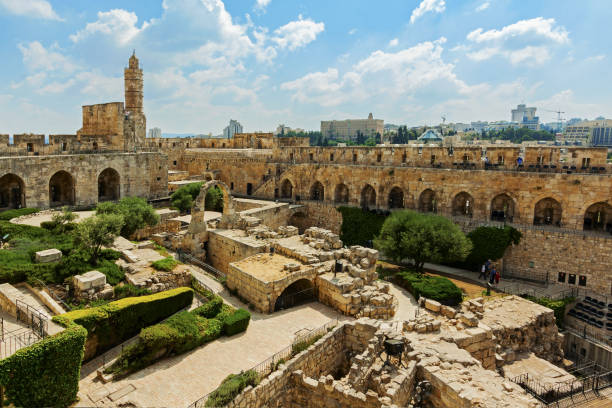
[
  {"x1": 273, "y1": 278, "x2": 315, "y2": 312},
  {"x1": 491, "y1": 193, "x2": 515, "y2": 222},
  {"x1": 288, "y1": 211, "x2": 308, "y2": 234},
  {"x1": 388, "y1": 187, "x2": 404, "y2": 209},
  {"x1": 334, "y1": 183, "x2": 349, "y2": 204},
  {"x1": 310, "y1": 181, "x2": 324, "y2": 201},
  {"x1": 280, "y1": 179, "x2": 293, "y2": 199},
  {"x1": 0, "y1": 174, "x2": 25, "y2": 209},
  {"x1": 49, "y1": 170, "x2": 75, "y2": 207},
  {"x1": 533, "y1": 197, "x2": 562, "y2": 226},
  {"x1": 98, "y1": 168, "x2": 120, "y2": 202},
  {"x1": 418, "y1": 189, "x2": 436, "y2": 213},
  {"x1": 583, "y1": 202, "x2": 612, "y2": 232},
  {"x1": 360, "y1": 184, "x2": 376, "y2": 209},
  {"x1": 452, "y1": 192, "x2": 474, "y2": 217},
  {"x1": 187, "y1": 180, "x2": 236, "y2": 240}
]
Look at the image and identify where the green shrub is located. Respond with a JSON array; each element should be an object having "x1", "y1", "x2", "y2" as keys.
[
  {"x1": 205, "y1": 370, "x2": 259, "y2": 408},
  {"x1": 96, "y1": 197, "x2": 159, "y2": 238},
  {"x1": 0, "y1": 323, "x2": 86, "y2": 407},
  {"x1": 151, "y1": 256, "x2": 179, "y2": 271},
  {"x1": 522, "y1": 296, "x2": 575, "y2": 329},
  {"x1": 222, "y1": 308, "x2": 251, "y2": 336},
  {"x1": 170, "y1": 182, "x2": 224, "y2": 214},
  {"x1": 193, "y1": 295, "x2": 224, "y2": 318},
  {"x1": 41, "y1": 220, "x2": 58, "y2": 230},
  {"x1": 191, "y1": 276, "x2": 214, "y2": 299},
  {"x1": 114, "y1": 284, "x2": 152, "y2": 299},
  {"x1": 459, "y1": 226, "x2": 522, "y2": 270},
  {"x1": 291, "y1": 334, "x2": 323, "y2": 355},
  {"x1": 0, "y1": 207, "x2": 39, "y2": 221},
  {"x1": 395, "y1": 270, "x2": 463, "y2": 306},
  {"x1": 54, "y1": 287, "x2": 194, "y2": 360},
  {"x1": 337, "y1": 206, "x2": 386, "y2": 246}
]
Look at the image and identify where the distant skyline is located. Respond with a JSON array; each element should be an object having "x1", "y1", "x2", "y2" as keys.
[{"x1": 0, "y1": 0, "x2": 611, "y2": 134}]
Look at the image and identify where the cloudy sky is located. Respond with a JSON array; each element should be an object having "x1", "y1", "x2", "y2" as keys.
[{"x1": 1, "y1": 0, "x2": 610, "y2": 134}]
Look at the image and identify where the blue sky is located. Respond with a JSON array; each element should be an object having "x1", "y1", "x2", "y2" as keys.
[{"x1": 0, "y1": 0, "x2": 611, "y2": 134}]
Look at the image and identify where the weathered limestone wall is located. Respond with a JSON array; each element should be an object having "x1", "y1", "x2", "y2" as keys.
[
  {"x1": 207, "y1": 230, "x2": 267, "y2": 274},
  {"x1": 564, "y1": 331, "x2": 612, "y2": 370},
  {"x1": 504, "y1": 228, "x2": 612, "y2": 294},
  {"x1": 0, "y1": 152, "x2": 167, "y2": 209},
  {"x1": 289, "y1": 202, "x2": 342, "y2": 234}
]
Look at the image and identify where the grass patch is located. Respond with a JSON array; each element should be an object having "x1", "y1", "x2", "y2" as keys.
[
  {"x1": 151, "y1": 256, "x2": 179, "y2": 271},
  {"x1": 153, "y1": 243, "x2": 169, "y2": 257},
  {"x1": 291, "y1": 334, "x2": 323, "y2": 355},
  {"x1": 0, "y1": 208, "x2": 39, "y2": 221}
]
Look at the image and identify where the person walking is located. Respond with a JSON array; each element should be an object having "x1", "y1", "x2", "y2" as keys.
[
  {"x1": 478, "y1": 263, "x2": 486, "y2": 280},
  {"x1": 495, "y1": 267, "x2": 500, "y2": 285},
  {"x1": 489, "y1": 266, "x2": 496, "y2": 285}
]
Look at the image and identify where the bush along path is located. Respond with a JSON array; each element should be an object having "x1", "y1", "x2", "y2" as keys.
[{"x1": 104, "y1": 295, "x2": 251, "y2": 378}]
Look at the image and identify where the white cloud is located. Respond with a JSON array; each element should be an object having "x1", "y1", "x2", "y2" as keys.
[
  {"x1": 466, "y1": 45, "x2": 551, "y2": 65},
  {"x1": 39, "y1": 79, "x2": 76, "y2": 94},
  {"x1": 18, "y1": 41, "x2": 77, "y2": 73},
  {"x1": 410, "y1": 0, "x2": 445, "y2": 24},
  {"x1": 388, "y1": 38, "x2": 399, "y2": 47},
  {"x1": 467, "y1": 17, "x2": 569, "y2": 44},
  {"x1": 585, "y1": 54, "x2": 605, "y2": 62},
  {"x1": 254, "y1": 0, "x2": 271, "y2": 12},
  {"x1": 70, "y1": 9, "x2": 149, "y2": 45},
  {"x1": 0, "y1": 0, "x2": 62, "y2": 21},
  {"x1": 348, "y1": 28, "x2": 357, "y2": 35},
  {"x1": 272, "y1": 15, "x2": 325, "y2": 51},
  {"x1": 475, "y1": 2, "x2": 490, "y2": 12}
]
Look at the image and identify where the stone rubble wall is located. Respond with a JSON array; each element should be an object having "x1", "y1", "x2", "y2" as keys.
[{"x1": 129, "y1": 219, "x2": 181, "y2": 241}]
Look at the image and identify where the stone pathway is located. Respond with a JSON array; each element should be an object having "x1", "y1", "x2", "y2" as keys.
[{"x1": 77, "y1": 300, "x2": 351, "y2": 407}]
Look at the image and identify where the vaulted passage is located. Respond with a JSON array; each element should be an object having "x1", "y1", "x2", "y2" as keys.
[
  {"x1": 533, "y1": 197, "x2": 562, "y2": 226},
  {"x1": 280, "y1": 179, "x2": 293, "y2": 199},
  {"x1": 452, "y1": 192, "x2": 474, "y2": 217},
  {"x1": 388, "y1": 187, "x2": 404, "y2": 209},
  {"x1": 334, "y1": 183, "x2": 349, "y2": 204},
  {"x1": 49, "y1": 171, "x2": 75, "y2": 207},
  {"x1": 0, "y1": 174, "x2": 25, "y2": 209},
  {"x1": 98, "y1": 168, "x2": 120, "y2": 202},
  {"x1": 274, "y1": 279, "x2": 315, "y2": 312},
  {"x1": 310, "y1": 181, "x2": 324, "y2": 201},
  {"x1": 360, "y1": 184, "x2": 376, "y2": 209},
  {"x1": 491, "y1": 194, "x2": 515, "y2": 222},
  {"x1": 418, "y1": 189, "x2": 436, "y2": 212},
  {"x1": 583, "y1": 202, "x2": 612, "y2": 232}
]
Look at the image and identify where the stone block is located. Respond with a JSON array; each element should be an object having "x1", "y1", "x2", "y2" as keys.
[
  {"x1": 458, "y1": 312, "x2": 479, "y2": 327},
  {"x1": 35, "y1": 248, "x2": 62, "y2": 263},
  {"x1": 73, "y1": 270, "x2": 107, "y2": 291},
  {"x1": 121, "y1": 249, "x2": 139, "y2": 263},
  {"x1": 441, "y1": 305, "x2": 457, "y2": 318},
  {"x1": 425, "y1": 298, "x2": 441, "y2": 312}
]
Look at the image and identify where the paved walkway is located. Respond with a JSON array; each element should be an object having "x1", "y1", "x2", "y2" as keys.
[{"x1": 78, "y1": 299, "x2": 351, "y2": 407}]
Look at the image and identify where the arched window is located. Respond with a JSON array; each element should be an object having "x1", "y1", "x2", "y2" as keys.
[
  {"x1": 388, "y1": 187, "x2": 404, "y2": 209},
  {"x1": 452, "y1": 192, "x2": 474, "y2": 217},
  {"x1": 334, "y1": 184, "x2": 349, "y2": 204},
  {"x1": 280, "y1": 179, "x2": 293, "y2": 199},
  {"x1": 491, "y1": 194, "x2": 515, "y2": 222},
  {"x1": 49, "y1": 171, "x2": 75, "y2": 207},
  {"x1": 583, "y1": 202, "x2": 612, "y2": 232},
  {"x1": 418, "y1": 189, "x2": 436, "y2": 212},
  {"x1": 533, "y1": 198, "x2": 562, "y2": 226},
  {"x1": 98, "y1": 168, "x2": 120, "y2": 202},
  {"x1": 360, "y1": 184, "x2": 376, "y2": 209},
  {"x1": 310, "y1": 181, "x2": 324, "y2": 201}
]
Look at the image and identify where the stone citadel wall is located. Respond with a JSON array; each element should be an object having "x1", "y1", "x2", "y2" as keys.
[{"x1": 0, "y1": 152, "x2": 167, "y2": 209}]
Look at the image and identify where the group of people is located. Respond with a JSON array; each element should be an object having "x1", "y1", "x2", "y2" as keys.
[{"x1": 478, "y1": 259, "x2": 500, "y2": 285}]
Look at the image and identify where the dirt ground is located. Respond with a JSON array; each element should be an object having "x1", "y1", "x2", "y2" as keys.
[{"x1": 377, "y1": 261, "x2": 505, "y2": 300}]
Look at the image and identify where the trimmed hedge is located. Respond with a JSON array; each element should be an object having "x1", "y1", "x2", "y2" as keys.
[
  {"x1": 205, "y1": 370, "x2": 259, "y2": 408},
  {"x1": 0, "y1": 207, "x2": 39, "y2": 221},
  {"x1": 395, "y1": 270, "x2": 463, "y2": 306},
  {"x1": 0, "y1": 323, "x2": 87, "y2": 407},
  {"x1": 53, "y1": 287, "x2": 194, "y2": 359},
  {"x1": 223, "y1": 308, "x2": 251, "y2": 336},
  {"x1": 106, "y1": 296, "x2": 251, "y2": 377},
  {"x1": 336, "y1": 206, "x2": 386, "y2": 246}
]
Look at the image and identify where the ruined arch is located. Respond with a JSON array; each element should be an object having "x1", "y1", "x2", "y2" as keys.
[
  {"x1": 273, "y1": 278, "x2": 315, "y2": 312},
  {"x1": 310, "y1": 181, "x2": 324, "y2": 201},
  {"x1": 452, "y1": 192, "x2": 474, "y2": 217},
  {"x1": 334, "y1": 183, "x2": 349, "y2": 204},
  {"x1": 360, "y1": 184, "x2": 376, "y2": 209},
  {"x1": 490, "y1": 193, "x2": 515, "y2": 222},
  {"x1": 288, "y1": 211, "x2": 308, "y2": 234},
  {"x1": 0, "y1": 174, "x2": 25, "y2": 209},
  {"x1": 418, "y1": 189, "x2": 436, "y2": 213},
  {"x1": 97, "y1": 168, "x2": 120, "y2": 202},
  {"x1": 188, "y1": 180, "x2": 235, "y2": 239},
  {"x1": 533, "y1": 197, "x2": 562, "y2": 226},
  {"x1": 280, "y1": 179, "x2": 293, "y2": 199},
  {"x1": 583, "y1": 202, "x2": 612, "y2": 232},
  {"x1": 388, "y1": 187, "x2": 404, "y2": 209},
  {"x1": 49, "y1": 170, "x2": 75, "y2": 207}
]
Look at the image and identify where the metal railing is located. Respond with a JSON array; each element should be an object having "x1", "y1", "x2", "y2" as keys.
[
  {"x1": 0, "y1": 328, "x2": 42, "y2": 359},
  {"x1": 15, "y1": 299, "x2": 48, "y2": 338},
  {"x1": 510, "y1": 370, "x2": 612, "y2": 405},
  {"x1": 186, "y1": 319, "x2": 339, "y2": 408},
  {"x1": 563, "y1": 324, "x2": 612, "y2": 348},
  {"x1": 0, "y1": 147, "x2": 162, "y2": 158},
  {"x1": 33, "y1": 278, "x2": 72, "y2": 312},
  {"x1": 177, "y1": 250, "x2": 226, "y2": 281}
]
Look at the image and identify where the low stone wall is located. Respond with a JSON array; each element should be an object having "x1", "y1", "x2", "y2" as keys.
[
  {"x1": 130, "y1": 219, "x2": 181, "y2": 241},
  {"x1": 291, "y1": 201, "x2": 342, "y2": 234},
  {"x1": 207, "y1": 230, "x2": 267, "y2": 273}
]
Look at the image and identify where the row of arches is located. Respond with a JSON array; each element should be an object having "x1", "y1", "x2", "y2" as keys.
[
  {"x1": 0, "y1": 168, "x2": 120, "y2": 209},
  {"x1": 279, "y1": 179, "x2": 612, "y2": 232}
]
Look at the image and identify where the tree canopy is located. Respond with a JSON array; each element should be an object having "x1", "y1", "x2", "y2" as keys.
[
  {"x1": 75, "y1": 213, "x2": 124, "y2": 264},
  {"x1": 170, "y1": 182, "x2": 224, "y2": 214},
  {"x1": 96, "y1": 197, "x2": 159, "y2": 238},
  {"x1": 374, "y1": 210, "x2": 472, "y2": 271}
]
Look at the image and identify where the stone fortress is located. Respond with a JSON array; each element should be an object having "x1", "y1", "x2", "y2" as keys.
[{"x1": 0, "y1": 52, "x2": 167, "y2": 210}]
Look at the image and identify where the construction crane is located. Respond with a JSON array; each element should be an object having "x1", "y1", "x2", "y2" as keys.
[{"x1": 544, "y1": 109, "x2": 565, "y2": 132}]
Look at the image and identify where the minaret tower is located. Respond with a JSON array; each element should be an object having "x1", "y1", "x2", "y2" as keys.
[{"x1": 124, "y1": 50, "x2": 143, "y2": 113}]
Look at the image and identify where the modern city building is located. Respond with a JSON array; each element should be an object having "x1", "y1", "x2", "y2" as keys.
[
  {"x1": 511, "y1": 104, "x2": 540, "y2": 130},
  {"x1": 321, "y1": 113, "x2": 384, "y2": 141},
  {"x1": 564, "y1": 119, "x2": 612, "y2": 145},
  {"x1": 223, "y1": 119, "x2": 243, "y2": 139},
  {"x1": 148, "y1": 127, "x2": 162, "y2": 138}
]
